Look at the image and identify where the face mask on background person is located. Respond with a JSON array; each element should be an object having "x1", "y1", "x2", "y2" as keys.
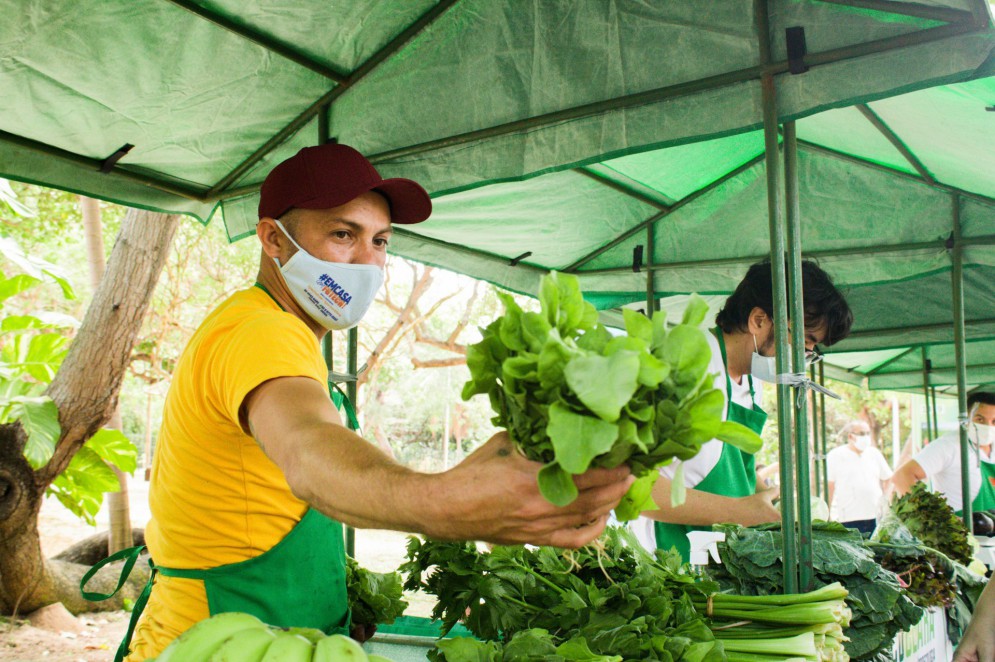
[
  {"x1": 751, "y1": 332, "x2": 778, "y2": 383},
  {"x1": 273, "y1": 220, "x2": 384, "y2": 331},
  {"x1": 968, "y1": 421, "x2": 995, "y2": 449},
  {"x1": 852, "y1": 434, "x2": 871, "y2": 451}
]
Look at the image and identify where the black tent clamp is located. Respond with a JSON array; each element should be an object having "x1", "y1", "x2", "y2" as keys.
[
  {"x1": 786, "y1": 27, "x2": 809, "y2": 75},
  {"x1": 100, "y1": 143, "x2": 134, "y2": 173},
  {"x1": 509, "y1": 251, "x2": 532, "y2": 266}
]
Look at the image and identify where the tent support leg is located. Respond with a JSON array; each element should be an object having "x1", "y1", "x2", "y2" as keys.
[
  {"x1": 810, "y1": 364, "x2": 821, "y2": 501},
  {"x1": 645, "y1": 224, "x2": 657, "y2": 313},
  {"x1": 759, "y1": 0, "x2": 798, "y2": 594},
  {"x1": 784, "y1": 121, "x2": 814, "y2": 590},
  {"x1": 931, "y1": 386, "x2": 940, "y2": 439},
  {"x1": 819, "y1": 363, "x2": 828, "y2": 504},
  {"x1": 922, "y1": 347, "x2": 932, "y2": 445},
  {"x1": 950, "y1": 194, "x2": 972, "y2": 530}
]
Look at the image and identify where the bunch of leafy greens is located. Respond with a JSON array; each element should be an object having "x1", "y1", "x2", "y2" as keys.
[
  {"x1": 345, "y1": 556, "x2": 408, "y2": 627},
  {"x1": 400, "y1": 526, "x2": 724, "y2": 661},
  {"x1": 709, "y1": 522, "x2": 923, "y2": 661},
  {"x1": 871, "y1": 509, "x2": 989, "y2": 646},
  {"x1": 886, "y1": 482, "x2": 973, "y2": 565},
  {"x1": 461, "y1": 272, "x2": 761, "y2": 518}
]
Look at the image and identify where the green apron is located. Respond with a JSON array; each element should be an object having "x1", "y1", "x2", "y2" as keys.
[
  {"x1": 955, "y1": 452, "x2": 995, "y2": 516},
  {"x1": 654, "y1": 329, "x2": 768, "y2": 561},
  {"x1": 82, "y1": 285, "x2": 355, "y2": 662}
]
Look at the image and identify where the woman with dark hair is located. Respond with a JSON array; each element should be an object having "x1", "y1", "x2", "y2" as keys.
[{"x1": 630, "y1": 260, "x2": 853, "y2": 560}]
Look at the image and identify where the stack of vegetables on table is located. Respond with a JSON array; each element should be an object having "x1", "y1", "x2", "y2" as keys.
[
  {"x1": 871, "y1": 482, "x2": 989, "y2": 646},
  {"x1": 401, "y1": 526, "x2": 854, "y2": 662},
  {"x1": 461, "y1": 272, "x2": 762, "y2": 517},
  {"x1": 709, "y1": 522, "x2": 921, "y2": 661}
]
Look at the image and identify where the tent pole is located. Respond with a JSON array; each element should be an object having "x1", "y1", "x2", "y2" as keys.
[
  {"x1": 819, "y1": 363, "x2": 828, "y2": 503},
  {"x1": 810, "y1": 364, "x2": 821, "y2": 500},
  {"x1": 646, "y1": 224, "x2": 657, "y2": 313},
  {"x1": 950, "y1": 194, "x2": 972, "y2": 530},
  {"x1": 317, "y1": 111, "x2": 357, "y2": 558},
  {"x1": 931, "y1": 386, "x2": 940, "y2": 438},
  {"x1": 922, "y1": 347, "x2": 933, "y2": 444},
  {"x1": 784, "y1": 121, "x2": 814, "y2": 590},
  {"x1": 758, "y1": 0, "x2": 798, "y2": 594}
]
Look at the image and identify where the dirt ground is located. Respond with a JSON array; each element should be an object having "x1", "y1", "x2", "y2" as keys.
[{"x1": 1, "y1": 479, "x2": 434, "y2": 661}]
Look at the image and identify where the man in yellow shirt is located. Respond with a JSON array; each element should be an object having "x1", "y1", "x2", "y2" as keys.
[{"x1": 123, "y1": 144, "x2": 633, "y2": 660}]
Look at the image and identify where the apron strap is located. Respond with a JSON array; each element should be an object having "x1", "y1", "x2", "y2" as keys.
[
  {"x1": 714, "y1": 327, "x2": 756, "y2": 405},
  {"x1": 329, "y1": 382, "x2": 360, "y2": 432},
  {"x1": 80, "y1": 546, "x2": 157, "y2": 662}
]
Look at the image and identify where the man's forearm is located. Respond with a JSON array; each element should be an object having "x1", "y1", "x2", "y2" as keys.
[
  {"x1": 279, "y1": 422, "x2": 440, "y2": 534},
  {"x1": 643, "y1": 477, "x2": 776, "y2": 527}
]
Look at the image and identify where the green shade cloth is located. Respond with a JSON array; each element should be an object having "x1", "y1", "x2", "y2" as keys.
[{"x1": 1, "y1": 0, "x2": 994, "y2": 384}]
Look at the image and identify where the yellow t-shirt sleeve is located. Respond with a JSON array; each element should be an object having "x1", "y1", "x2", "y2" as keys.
[{"x1": 208, "y1": 311, "x2": 328, "y2": 426}]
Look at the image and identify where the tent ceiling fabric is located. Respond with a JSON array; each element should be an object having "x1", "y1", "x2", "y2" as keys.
[{"x1": 2, "y1": 0, "x2": 994, "y2": 383}]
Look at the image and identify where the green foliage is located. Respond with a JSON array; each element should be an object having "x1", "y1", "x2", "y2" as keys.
[
  {"x1": 345, "y1": 556, "x2": 408, "y2": 627},
  {"x1": 889, "y1": 482, "x2": 973, "y2": 565},
  {"x1": 462, "y1": 272, "x2": 761, "y2": 517},
  {"x1": 402, "y1": 527, "x2": 722, "y2": 662},
  {"x1": 0, "y1": 228, "x2": 136, "y2": 523},
  {"x1": 709, "y1": 522, "x2": 923, "y2": 660}
]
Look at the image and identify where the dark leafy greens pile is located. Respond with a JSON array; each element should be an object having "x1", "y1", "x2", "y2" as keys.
[
  {"x1": 871, "y1": 502, "x2": 988, "y2": 646},
  {"x1": 709, "y1": 522, "x2": 923, "y2": 661},
  {"x1": 400, "y1": 526, "x2": 724, "y2": 661},
  {"x1": 886, "y1": 482, "x2": 973, "y2": 565},
  {"x1": 345, "y1": 556, "x2": 408, "y2": 627},
  {"x1": 462, "y1": 272, "x2": 761, "y2": 518}
]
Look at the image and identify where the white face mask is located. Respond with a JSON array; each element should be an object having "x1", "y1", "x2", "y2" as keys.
[
  {"x1": 852, "y1": 434, "x2": 871, "y2": 451},
  {"x1": 968, "y1": 422, "x2": 995, "y2": 448},
  {"x1": 273, "y1": 220, "x2": 384, "y2": 331},
  {"x1": 751, "y1": 333, "x2": 778, "y2": 383}
]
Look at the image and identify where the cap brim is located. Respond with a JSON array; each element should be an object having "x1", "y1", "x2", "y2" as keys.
[{"x1": 372, "y1": 178, "x2": 433, "y2": 224}]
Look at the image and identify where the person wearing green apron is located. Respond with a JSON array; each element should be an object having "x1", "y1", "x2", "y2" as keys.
[
  {"x1": 82, "y1": 144, "x2": 633, "y2": 662},
  {"x1": 629, "y1": 260, "x2": 854, "y2": 561},
  {"x1": 893, "y1": 391, "x2": 995, "y2": 515}
]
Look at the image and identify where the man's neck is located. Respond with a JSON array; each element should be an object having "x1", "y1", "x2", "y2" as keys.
[
  {"x1": 848, "y1": 443, "x2": 863, "y2": 456},
  {"x1": 723, "y1": 330, "x2": 754, "y2": 383},
  {"x1": 256, "y1": 256, "x2": 327, "y2": 341}
]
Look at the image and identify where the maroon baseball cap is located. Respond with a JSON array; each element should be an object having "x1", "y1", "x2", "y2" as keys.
[{"x1": 258, "y1": 144, "x2": 432, "y2": 224}]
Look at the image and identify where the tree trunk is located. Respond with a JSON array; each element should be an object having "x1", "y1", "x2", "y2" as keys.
[
  {"x1": 81, "y1": 196, "x2": 134, "y2": 555},
  {"x1": 0, "y1": 208, "x2": 179, "y2": 616}
]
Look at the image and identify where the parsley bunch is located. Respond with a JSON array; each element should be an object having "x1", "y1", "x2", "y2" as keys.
[
  {"x1": 400, "y1": 527, "x2": 722, "y2": 661},
  {"x1": 462, "y1": 272, "x2": 761, "y2": 518}
]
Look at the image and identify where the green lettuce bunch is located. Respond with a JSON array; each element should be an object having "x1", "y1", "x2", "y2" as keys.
[{"x1": 461, "y1": 272, "x2": 762, "y2": 520}]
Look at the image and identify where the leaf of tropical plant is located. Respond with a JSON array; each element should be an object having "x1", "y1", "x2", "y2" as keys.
[
  {"x1": 537, "y1": 462, "x2": 579, "y2": 507},
  {"x1": 0, "y1": 178, "x2": 37, "y2": 216},
  {"x1": 87, "y1": 428, "x2": 138, "y2": 473},
  {"x1": 0, "y1": 236, "x2": 75, "y2": 298},
  {"x1": 0, "y1": 273, "x2": 41, "y2": 307},
  {"x1": 11, "y1": 395, "x2": 60, "y2": 468},
  {"x1": 547, "y1": 403, "x2": 619, "y2": 474},
  {"x1": 21, "y1": 333, "x2": 68, "y2": 382},
  {"x1": 614, "y1": 471, "x2": 659, "y2": 522},
  {"x1": 65, "y1": 446, "x2": 121, "y2": 494}
]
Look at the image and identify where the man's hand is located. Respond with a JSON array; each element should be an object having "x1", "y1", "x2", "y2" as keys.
[
  {"x1": 425, "y1": 432, "x2": 634, "y2": 548},
  {"x1": 739, "y1": 485, "x2": 780, "y2": 526}
]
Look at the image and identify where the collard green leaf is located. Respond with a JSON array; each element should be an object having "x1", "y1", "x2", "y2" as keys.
[
  {"x1": 547, "y1": 403, "x2": 619, "y2": 474},
  {"x1": 537, "y1": 462, "x2": 579, "y2": 507}
]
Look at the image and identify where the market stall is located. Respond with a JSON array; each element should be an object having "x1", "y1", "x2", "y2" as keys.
[{"x1": 3, "y1": 1, "x2": 995, "y2": 659}]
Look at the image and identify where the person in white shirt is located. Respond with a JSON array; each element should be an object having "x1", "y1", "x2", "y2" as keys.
[
  {"x1": 826, "y1": 419, "x2": 892, "y2": 534},
  {"x1": 892, "y1": 391, "x2": 995, "y2": 514}
]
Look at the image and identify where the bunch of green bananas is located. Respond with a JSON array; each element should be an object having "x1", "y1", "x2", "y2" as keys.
[{"x1": 153, "y1": 612, "x2": 394, "y2": 661}]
